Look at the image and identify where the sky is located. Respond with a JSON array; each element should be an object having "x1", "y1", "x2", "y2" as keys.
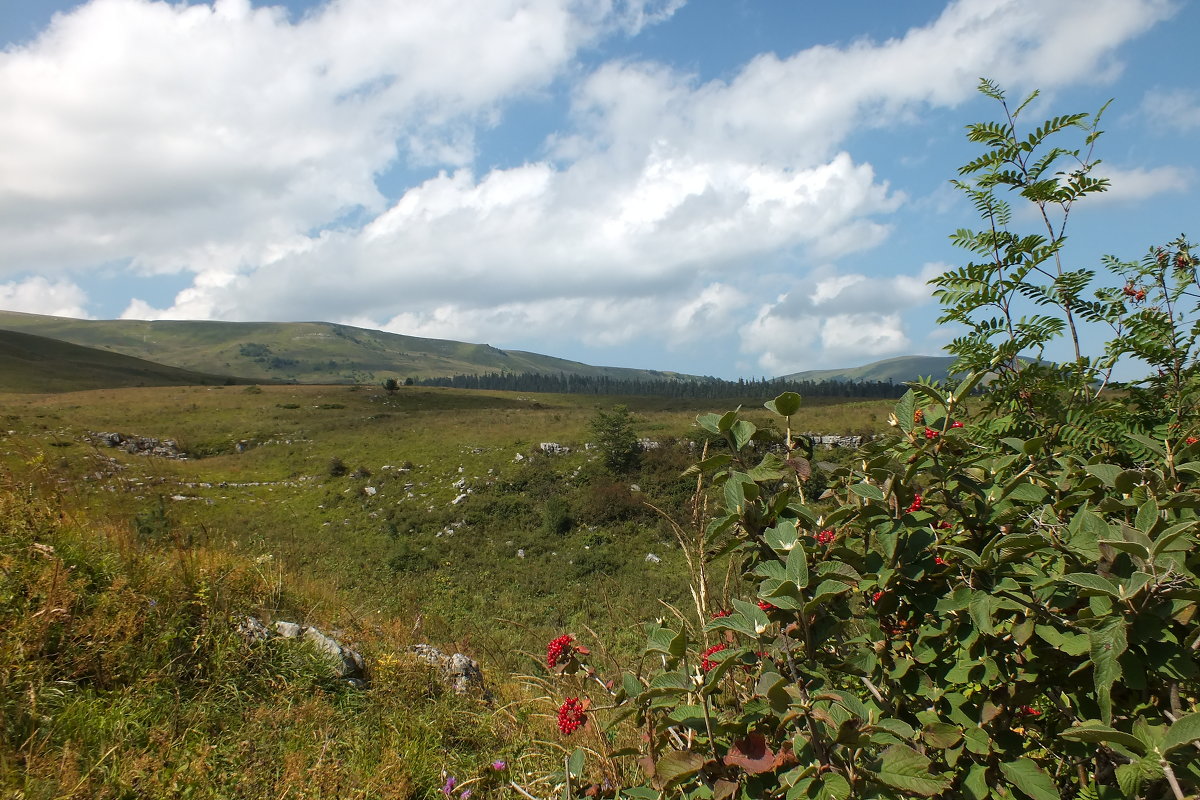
[{"x1": 0, "y1": 0, "x2": 1197, "y2": 379}]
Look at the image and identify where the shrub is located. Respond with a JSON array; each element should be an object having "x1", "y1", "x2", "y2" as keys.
[
  {"x1": 590, "y1": 404, "x2": 641, "y2": 473},
  {"x1": 551, "y1": 83, "x2": 1200, "y2": 800},
  {"x1": 541, "y1": 496, "x2": 571, "y2": 536}
]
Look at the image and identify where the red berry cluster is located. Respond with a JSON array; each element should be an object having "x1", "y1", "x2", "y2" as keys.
[
  {"x1": 1122, "y1": 284, "x2": 1148, "y2": 301},
  {"x1": 1187, "y1": 437, "x2": 1198, "y2": 445},
  {"x1": 700, "y1": 643, "x2": 726, "y2": 672},
  {"x1": 950, "y1": 421, "x2": 964, "y2": 429},
  {"x1": 924, "y1": 428, "x2": 939, "y2": 439},
  {"x1": 905, "y1": 494, "x2": 923, "y2": 513},
  {"x1": 816, "y1": 528, "x2": 835, "y2": 545},
  {"x1": 757, "y1": 600, "x2": 777, "y2": 612},
  {"x1": 935, "y1": 556, "x2": 947, "y2": 566},
  {"x1": 871, "y1": 590, "x2": 885, "y2": 604},
  {"x1": 1019, "y1": 705, "x2": 1042, "y2": 717},
  {"x1": 557, "y1": 697, "x2": 586, "y2": 734},
  {"x1": 935, "y1": 520, "x2": 952, "y2": 529},
  {"x1": 711, "y1": 609, "x2": 731, "y2": 619},
  {"x1": 546, "y1": 634, "x2": 573, "y2": 669}
]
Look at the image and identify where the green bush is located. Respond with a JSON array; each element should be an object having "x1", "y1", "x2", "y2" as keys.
[{"x1": 546, "y1": 83, "x2": 1200, "y2": 800}]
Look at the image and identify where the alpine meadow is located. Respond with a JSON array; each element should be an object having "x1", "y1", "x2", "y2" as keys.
[{"x1": 1, "y1": 14, "x2": 1199, "y2": 799}]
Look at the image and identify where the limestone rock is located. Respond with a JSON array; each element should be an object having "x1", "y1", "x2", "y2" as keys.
[{"x1": 408, "y1": 644, "x2": 487, "y2": 697}]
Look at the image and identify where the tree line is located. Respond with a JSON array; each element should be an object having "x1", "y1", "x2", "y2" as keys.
[{"x1": 410, "y1": 371, "x2": 907, "y2": 399}]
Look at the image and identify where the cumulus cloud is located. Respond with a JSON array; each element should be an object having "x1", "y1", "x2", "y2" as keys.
[
  {"x1": 0, "y1": 0, "x2": 1180, "y2": 369},
  {"x1": 1139, "y1": 87, "x2": 1200, "y2": 131},
  {"x1": 1089, "y1": 164, "x2": 1192, "y2": 204},
  {"x1": 0, "y1": 0, "x2": 596, "y2": 276},
  {"x1": 739, "y1": 263, "x2": 947, "y2": 375},
  {"x1": 0, "y1": 276, "x2": 91, "y2": 318}
]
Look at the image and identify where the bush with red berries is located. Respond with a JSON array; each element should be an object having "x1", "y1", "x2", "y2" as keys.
[{"x1": 561, "y1": 83, "x2": 1200, "y2": 800}]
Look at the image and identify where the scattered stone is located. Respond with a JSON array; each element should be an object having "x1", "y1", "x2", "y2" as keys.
[
  {"x1": 645, "y1": 553, "x2": 662, "y2": 564},
  {"x1": 236, "y1": 615, "x2": 273, "y2": 642},
  {"x1": 88, "y1": 431, "x2": 188, "y2": 459},
  {"x1": 539, "y1": 442, "x2": 570, "y2": 455},
  {"x1": 274, "y1": 621, "x2": 303, "y2": 638},
  {"x1": 408, "y1": 644, "x2": 487, "y2": 697}
]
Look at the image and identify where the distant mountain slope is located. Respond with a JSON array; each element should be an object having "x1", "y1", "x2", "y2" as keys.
[
  {"x1": 0, "y1": 311, "x2": 704, "y2": 385},
  {"x1": 778, "y1": 355, "x2": 957, "y2": 384},
  {"x1": 0, "y1": 329, "x2": 244, "y2": 393}
]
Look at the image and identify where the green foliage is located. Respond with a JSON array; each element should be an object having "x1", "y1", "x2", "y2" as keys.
[
  {"x1": 382, "y1": 377, "x2": 399, "y2": 393},
  {"x1": 555, "y1": 84, "x2": 1200, "y2": 799},
  {"x1": 591, "y1": 404, "x2": 642, "y2": 473},
  {"x1": 542, "y1": 495, "x2": 572, "y2": 536}
]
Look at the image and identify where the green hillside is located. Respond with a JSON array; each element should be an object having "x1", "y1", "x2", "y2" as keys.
[
  {"x1": 0, "y1": 310, "x2": 702, "y2": 385},
  {"x1": 779, "y1": 354, "x2": 956, "y2": 384},
  {"x1": 0, "y1": 328, "x2": 246, "y2": 392}
]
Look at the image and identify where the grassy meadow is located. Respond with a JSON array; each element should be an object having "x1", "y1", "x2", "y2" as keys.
[{"x1": 0, "y1": 382, "x2": 889, "y2": 798}]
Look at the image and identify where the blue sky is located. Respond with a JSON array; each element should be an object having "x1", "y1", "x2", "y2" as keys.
[{"x1": 0, "y1": 0, "x2": 1197, "y2": 379}]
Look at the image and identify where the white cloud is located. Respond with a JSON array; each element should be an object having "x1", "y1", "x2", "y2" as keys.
[
  {"x1": 1090, "y1": 164, "x2": 1192, "y2": 204},
  {"x1": 738, "y1": 264, "x2": 947, "y2": 375},
  {"x1": 0, "y1": 0, "x2": 1180, "y2": 369},
  {"x1": 0, "y1": 276, "x2": 91, "y2": 318},
  {"x1": 1139, "y1": 87, "x2": 1200, "y2": 131},
  {"x1": 0, "y1": 0, "x2": 597, "y2": 276}
]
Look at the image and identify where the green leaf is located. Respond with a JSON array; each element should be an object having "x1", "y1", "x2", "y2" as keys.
[
  {"x1": 895, "y1": 391, "x2": 917, "y2": 434},
  {"x1": 644, "y1": 623, "x2": 687, "y2": 660},
  {"x1": 731, "y1": 419, "x2": 757, "y2": 451},
  {"x1": 810, "y1": 773, "x2": 851, "y2": 800},
  {"x1": 1063, "y1": 573, "x2": 1121, "y2": 599},
  {"x1": 785, "y1": 543, "x2": 810, "y2": 588},
  {"x1": 1134, "y1": 498, "x2": 1159, "y2": 534},
  {"x1": 696, "y1": 413, "x2": 722, "y2": 434},
  {"x1": 765, "y1": 392, "x2": 803, "y2": 417},
  {"x1": 653, "y1": 751, "x2": 706, "y2": 788},
  {"x1": 851, "y1": 482, "x2": 885, "y2": 502},
  {"x1": 922, "y1": 722, "x2": 963, "y2": 749},
  {"x1": 1089, "y1": 618, "x2": 1127, "y2": 725},
  {"x1": 1084, "y1": 464, "x2": 1123, "y2": 487},
  {"x1": 1163, "y1": 712, "x2": 1200, "y2": 755},
  {"x1": 998, "y1": 758, "x2": 1061, "y2": 800},
  {"x1": 622, "y1": 673, "x2": 643, "y2": 699},
  {"x1": 873, "y1": 745, "x2": 952, "y2": 796},
  {"x1": 1059, "y1": 723, "x2": 1147, "y2": 755},
  {"x1": 568, "y1": 747, "x2": 586, "y2": 779},
  {"x1": 764, "y1": 521, "x2": 800, "y2": 555},
  {"x1": 962, "y1": 763, "x2": 989, "y2": 799},
  {"x1": 970, "y1": 591, "x2": 994, "y2": 635},
  {"x1": 804, "y1": 579, "x2": 853, "y2": 612},
  {"x1": 909, "y1": 382, "x2": 948, "y2": 409}
]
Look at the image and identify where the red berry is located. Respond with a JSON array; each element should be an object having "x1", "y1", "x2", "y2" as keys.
[
  {"x1": 935, "y1": 556, "x2": 947, "y2": 566},
  {"x1": 557, "y1": 697, "x2": 587, "y2": 734},
  {"x1": 950, "y1": 421, "x2": 964, "y2": 429},
  {"x1": 1186, "y1": 437, "x2": 1198, "y2": 445},
  {"x1": 700, "y1": 644, "x2": 726, "y2": 672},
  {"x1": 816, "y1": 528, "x2": 835, "y2": 545},
  {"x1": 1019, "y1": 705, "x2": 1042, "y2": 717},
  {"x1": 547, "y1": 634, "x2": 573, "y2": 669},
  {"x1": 905, "y1": 494, "x2": 923, "y2": 513},
  {"x1": 935, "y1": 520, "x2": 952, "y2": 529},
  {"x1": 924, "y1": 427, "x2": 939, "y2": 439},
  {"x1": 871, "y1": 590, "x2": 885, "y2": 604},
  {"x1": 757, "y1": 600, "x2": 777, "y2": 612},
  {"x1": 711, "y1": 609, "x2": 731, "y2": 619}
]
